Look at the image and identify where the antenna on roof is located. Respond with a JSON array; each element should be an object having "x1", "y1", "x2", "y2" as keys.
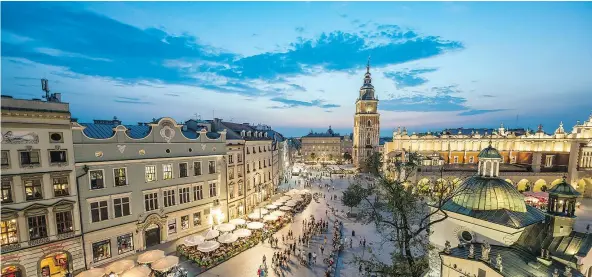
[{"x1": 41, "y1": 78, "x2": 50, "y2": 100}]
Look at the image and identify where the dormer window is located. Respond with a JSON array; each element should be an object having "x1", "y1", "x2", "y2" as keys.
[
  {"x1": 247, "y1": 131, "x2": 251, "y2": 137},
  {"x1": 241, "y1": 130, "x2": 246, "y2": 136}
]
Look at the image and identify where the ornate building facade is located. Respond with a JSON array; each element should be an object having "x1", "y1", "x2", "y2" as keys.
[
  {"x1": 1, "y1": 96, "x2": 85, "y2": 277},
  {"x1": 300, "y1": 127, "x2": 342, "y2": 162},
  {"x1": 383, "y1": 115, "x2": 592, "y2": 197},
  {"x1": 73, "y1": 117, "x2": 228, "y2": 267},
  {"x1": 353, "y1": 61, "x2": 380, "y2": 168}
]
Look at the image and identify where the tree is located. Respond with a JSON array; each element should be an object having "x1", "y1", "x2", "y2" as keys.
[
  {"x1": 343, "y1": 152, "x2": 352, "y2": 163},
  {"x1": 342, "y1": 182, "x2": 364, "y2": 213},
  {"x1": 352, "y1": 152, "x2": 471, "y2": 277},
  {"x1": 310, "y1": 152, "x2": 316, "y2": 161}
]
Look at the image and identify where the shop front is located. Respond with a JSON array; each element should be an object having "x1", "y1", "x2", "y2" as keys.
[
  {"x1": 39, "y1": 252, "x2": 71, "y2": 277},
  {"x1": 1, "y1": 265, "x2": 23, "y2": 277}
]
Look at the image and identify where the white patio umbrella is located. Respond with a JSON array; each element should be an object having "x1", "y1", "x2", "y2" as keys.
[
  {"x1": 151, "y1": 255, "x2": 179, "y2": 272},
  {"x1": 272, "y1": 201, "x2": 285, "y2": 206},
  {"x1": 233, "y1": 228, "x2": 252, "y2": 238},
  {"x1": 301, "y1": 189, "x2": 310, "y2": 194},
  {"x1": 271, "y1": 210, "x2": 285, "y2": 217},
  {"x1": 248, "y1": 213, "x2": 262, "y2": 220},
  {"x1": 279, "y1": 196, "x2": 292, "y2": 201},
  {"x1": 137, "y1": 250, "x2": 165, "y2": 264},
  {"x1": 105, "y1": 259, "x2": 135, "y2": 275},
  {"x1": 197, "y1": 240, "x2": 220, "y2": 253},
  {"x1": 286, "y1": 189, "x2": 300, "y2": 195},
  {"x1": 121, "y1": 265, "x2": 151, "y2": 277},
  {"x1": 76, "y1": 268, "x2": 106, "y2": 277},
  {"x1": 265, "y1": 204, "x2": 278, "y2": 210},
  {"x1": 285, "y1": 202, "x2": 297, "y2": 207},
  {"x1": 204, "y1": 229, "x2": 220, "y2": 240},
  {"x1": 183, "y1": 234, "x2": 205, "y2": 246},
  {"x1": 252, "y1": 208, "x2": 269, "y2": 215},
  {"x1": 263, "y1": 214, "x2": 279, "y2": 222},
  {"x1": 246, "y1": 221, "x2": 265, "y2": 230},
  {"x1": 229, "y1": 218, "x2": 246, "y2": 226},
  {"x1": 218, "y1": 233, "x2": 238, "y2": 244},
  {"x1": 216, "y1": 223, "x2": 236, "y2": 233},
  {"x1": 279, "y1": 206, "x2": 292, "y2": 211}
]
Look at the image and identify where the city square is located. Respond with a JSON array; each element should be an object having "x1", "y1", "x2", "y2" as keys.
[{"x1": 1, "y1": 1, "x2": 592, "y2": 277}]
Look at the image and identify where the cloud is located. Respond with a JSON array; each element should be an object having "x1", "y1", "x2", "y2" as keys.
[
  {"x1": 295, "y1": 27, "x2": 305, "y2": 33},
  {"x1": 339, "y1": 14, "x2": 348, "y2": 18},
  {"x1": 113, "y1": 96, "x2": 152, "y2": 104},
  {"x1": 1, "y1": 2, "x2": 464, "y2": 100},
  {"x1": 270, "y1": 97, "x2": 340, "y2": 109},
  {"x1": 482, "y1": 94, "x2": 495, "y2": 98},
  {"x1": 381, "y1": 85, "x2": 503, "y2": 114},
  {"x1": 384, "y1": 68, "x2": 437, "y2": 88},
  {"x1": 289, "y1": 84, "x2": 306, "y2": 91},
  {"x1": 164, "y1": 93, "x2": 180, "y2": 97},
  {"x1": 457, "y1": 109, "x2": 507, "y2": 116}
]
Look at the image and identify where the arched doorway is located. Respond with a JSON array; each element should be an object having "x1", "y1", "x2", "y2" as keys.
[
  {"x1": 38, "y1": 252, "x2": 72, "y2": 277},
  {"x1": 144, "y1": 224, "x2": 161, "y2": 248},
  {"x1": 1, "y1": 265, "x2": 24, "y2": 277},
  {"x1": 533, "y1": 179, "x2": 548, "y2": 192},
  {"x1": 517, "y1": 179, "x2": 530, "y2": 192},
  {"x1": 550, "y1": 178, "x2": 563, "y2": 189}
]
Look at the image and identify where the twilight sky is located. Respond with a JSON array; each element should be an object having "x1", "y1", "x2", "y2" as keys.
[{"x1": 2, "y1": 2, "x2": 591, "y2": 137}]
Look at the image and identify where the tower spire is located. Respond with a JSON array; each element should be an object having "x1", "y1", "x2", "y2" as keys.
[{"x1": 366, "y1": 56, "x2": 371, "y2": 74}]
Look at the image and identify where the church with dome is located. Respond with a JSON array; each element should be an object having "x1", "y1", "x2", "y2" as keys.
[{"x1": 430, "y1": 144, "x2": 592, "y2": 277}]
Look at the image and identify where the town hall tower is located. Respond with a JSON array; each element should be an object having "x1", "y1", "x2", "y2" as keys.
[{"x1": 353, "y1": 59, "x2": 380, "y2": 168}]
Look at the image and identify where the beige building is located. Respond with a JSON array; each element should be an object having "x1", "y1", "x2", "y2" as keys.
[
  {"x1": 209, "y1": 120, "x2": 274, "y2": 213},
  {"x1": 353, "y1": 61, "x2": 380, "y2": 168},
  {"x1": 1, "y1": 95, "x2": 85, "y2": 277},
  {"x1": 300, "y1": 127, "x2": 342, "y2": 162},
  {"x1": 72, "y1": 117, "x2": 228, "y2": 267},
  {"x1": 383, "y1": 116, "x2": 592, "y2": 196}
]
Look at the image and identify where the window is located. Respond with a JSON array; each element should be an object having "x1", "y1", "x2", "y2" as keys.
[
  {"x1": 248, "y1": 179, "x2": 252, "y2": 190},
  {"x1": 24, "y1": 179, "x2": 43, "y2": 200},
  {"x1": 113, "y1": 168, "x2": 127, "y2": 186},
  {"x1": 469, "y1": 156, "x2": 475, "y2": 164},
  {"x1": 259, "y1": 161, "x2": 261, "y2": 169},
  {"x1": 269, "y1": 172, "x2": 271, "y2": 180},
  {"x1": 168, "y1": 219, "x2": 176, "y2": 234},
  {"x1": 238, "y1": 182, "x2": 243, "y2": 196},
  {"x1": 453, "y1": 156, "x2": 459, "y2": 164},
  {"x1": 19, "y1": 150, "x2": 40, "y2": 166},
  {"x1": 49, "y1": 132, "x2": 63, "y2": 143},
  {"x1": 27, "y1": 215, "x2": 48, "y2": 240},
  {"x1": 114, "y1": 197, "x2": 131, "y2": 218},
  {"x1": 1, "y1": 180, "x2": 13, "y2": 203},
  {"x1": 237, "y1": 153, "x2": 242, "y2": 163},
  {"x1": 145, "y1": 165, "x2": 156, "y2": 182},
  {"x1": 193, "y1": 212, "x2": 201, "y2": 226},
  {"x1": 193, "y1": 185, "x2": 203, "y2": 201},
  {"x1": 55, "y1": 211, "x2": 73, "y2": 234},
  {"x1": 193, "y1": 161, "x2": 202, "y2": 176},
  {"x1": 247, "y1": 148, "x2": 250, "y2": 154},
  {"x1": 92, "y1": 240, "x2": 111, "y2": 262},
  {"x1": 1, "y1": 151, "x2": 9, "y2": 167},
  {"x1": 208, "y1": 161, "x2": 216, "y2": 174},
  {"x1": 117, "y1": 234, "x2": 134, "y2": 254},
  {"x1": 228, "y1": 155, "x2": 234, "y2": 164},
  {"x1": 238, "y1": 168, "x2": 243, "y2": 178},
  {"x1": 253, "y1": 147, "x2": 256, "y2": 153},
  {"x1": 90, "y1": 201, "x2": 109, "y2": 222},
  {"x1": 179, "y1": 187, "x2": 190, "y2": 204},
  {"x1": 49, "y1": 150, "x2": 67, "y2": 163},
  {"x1": 53, "y1": 176, "x2": 69, "y2": 197},
  {"x1": 181, "y1": 215, "x2": 189, "y2": 230},
  {"x1": 144, "y1": 192, "x2": 159, "y2": 211},
  {"x1": 263, "y1": 160, "x2": 266, "y2": 167},
  {"x1": 545, "y1": 155, "x2": 554, "y2": 167},
  {"x1": 461, "y1": 231, "x2": 473, "y2": 242},
  {"x1": 247, "y1": 164, "x2": 250, "y2": 172},
  {"x1": 1, "y1": 220, "x2": 18, "y2": 245},
  {"x1": 179, "y1": 163, "x2": 188, "y2": 178},
  {"x1": 366, "y1": 136, "x2": 371, "y2": 145},
  {"x1": 89, "y1": 170, "x2": 105, "y2": 190},
  {"x1": 209, "y1": 182, "x2": 217, "y2": 197},
  {"x1": 511, "y1": 155, "x2": 517, "y2": 164},
  {"x1": 164, "y1": 189, "x2": 176, "y2": 207},
  {"x1": 229, "y1": 184, "x2": 235, "y2": 199},
  {"x1": 228, "y1": 168, "x2": 234, "y2": 180},
  {"x1": 163, "y1": 164, "x2": 173, "y2": 180}
]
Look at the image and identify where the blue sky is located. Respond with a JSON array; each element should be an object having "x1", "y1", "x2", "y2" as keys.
[{"x1": 2, "y1": 2, "x2": 591, "y2": 137}]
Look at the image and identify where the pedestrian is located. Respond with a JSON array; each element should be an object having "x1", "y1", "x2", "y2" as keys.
[
  {"x1": 282, "y1": 235, "x2": 285, "y2": 243},
  {"x1": 263, "y1": 254, "x2": 267, "y2": 266},
  {"x1": 313, "y1": 252, "x2": 317, "y2": 264},
  {"x1": 359, "y1": 264, "x2": 362, "y2": 274},
  {"x1": 320, "y1": 245, "x2": 324, "y2": 255},
  {"x1": 363, "y1": 238, "x2": 366, "y2": 248}
]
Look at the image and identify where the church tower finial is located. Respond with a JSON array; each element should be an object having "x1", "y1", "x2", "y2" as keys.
[{"x1": 366, "y1": 56, "x2": 371, "y2": 74}]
